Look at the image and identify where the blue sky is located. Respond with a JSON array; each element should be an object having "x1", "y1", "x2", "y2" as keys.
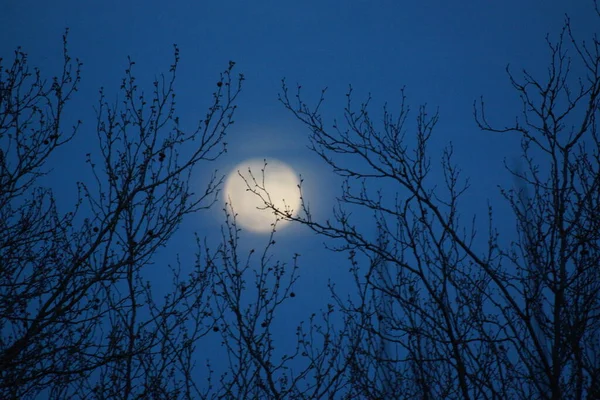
[{"x1": 1, "y1": 0, "x2": 597, "y2": 392}]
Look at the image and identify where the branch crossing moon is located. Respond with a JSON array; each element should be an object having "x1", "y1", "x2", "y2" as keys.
[{"x1": 223, "y1": 158, "x2": 301, "y2": 233}]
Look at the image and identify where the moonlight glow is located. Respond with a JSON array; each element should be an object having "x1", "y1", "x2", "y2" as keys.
[{"x1": 223, "y1": 159, "x2": 301, "y2": 233}]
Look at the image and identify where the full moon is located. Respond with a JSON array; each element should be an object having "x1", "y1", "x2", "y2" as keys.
[{"x1": 223, "y1": 158, "x2": 301, "y2": 233}]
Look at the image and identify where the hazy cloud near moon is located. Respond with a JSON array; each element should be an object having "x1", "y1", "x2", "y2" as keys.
[{"x1": 223, "y1": 158, "x2": 301, "y2": 233}]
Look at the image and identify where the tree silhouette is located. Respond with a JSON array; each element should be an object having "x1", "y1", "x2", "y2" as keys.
[
  {"x1": 249, "y1": 5, "x2": 600, "y2": 399},
  {"x1": 0, "y1": 30, "x2": 244, "y2": 398},
  {"x1": 2, "y1": 2, "x2": 600, "y2": 399}
]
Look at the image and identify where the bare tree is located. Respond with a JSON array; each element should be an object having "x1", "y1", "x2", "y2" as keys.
[
  {"x1": 250, "y1": 4, "x2": 600, "y2": 399},
  {"x1": 0, "y1": 30, "x2": 244, "y2": 398},
  {"x1": 0, "y1": 28, "x2": 354, "y2": 400},
  {"x1": 205, "y1": 197, "x2": 356, "y2": 399}
]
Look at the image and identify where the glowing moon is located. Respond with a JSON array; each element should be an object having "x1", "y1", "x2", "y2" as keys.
[{"x1": 223, "y1": 159, "x2": 301, "y2": 233}]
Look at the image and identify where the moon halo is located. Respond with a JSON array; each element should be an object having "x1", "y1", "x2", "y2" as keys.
[{"x1": 223, "y1": 158, "x2": 301, "y2": 233}]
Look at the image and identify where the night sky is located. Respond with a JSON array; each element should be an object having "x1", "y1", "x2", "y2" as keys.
[{"x1": 1, "y1": 0, "x2": 597, "y2": 394}]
